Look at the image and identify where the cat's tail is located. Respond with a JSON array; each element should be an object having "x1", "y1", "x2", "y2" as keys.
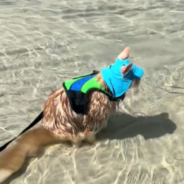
[{"x1": 0, "y1": 126, "x2": 61, "y2": 183}]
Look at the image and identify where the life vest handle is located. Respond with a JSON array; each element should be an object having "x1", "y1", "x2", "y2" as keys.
[{"x1": 72, "y1": 70, "x2": 99, "y2": 79}]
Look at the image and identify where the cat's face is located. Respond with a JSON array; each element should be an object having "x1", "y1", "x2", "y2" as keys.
[{"x1": 117, "y1": 47, "x2": 143, "y2": 94}]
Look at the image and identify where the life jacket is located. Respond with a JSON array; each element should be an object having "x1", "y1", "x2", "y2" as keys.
[
  {"x1": 101, "y1": 59, "x2": 144, "y2": 98},
  {"x1": 63, "y1": 70, "x2": 123, "y2": 115}
]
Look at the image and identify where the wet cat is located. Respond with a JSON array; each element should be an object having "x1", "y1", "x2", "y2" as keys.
[{"x1": 0, "y1": 47, "x2": 144, "y2": 183}]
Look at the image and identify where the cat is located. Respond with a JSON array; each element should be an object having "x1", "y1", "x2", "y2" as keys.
[{"x1": 0, "y1": 47, "x2": 144, "y2": 183}]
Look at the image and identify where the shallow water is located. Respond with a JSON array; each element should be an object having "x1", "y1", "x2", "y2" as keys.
[{"x1": 0, "y1": 0, "x2": 184, "y2": 183}]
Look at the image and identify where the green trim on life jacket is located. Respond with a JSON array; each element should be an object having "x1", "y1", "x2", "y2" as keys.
[
  {"x1": 64, "y1": 76, "x2": 83, "y2": 91},
  {"x1": 81, "y1": 77, "x2": 105, "y2": 93},
  {"x1": 64, "y1": 75, "x2": 106, "y2": 93},
  {"x1": 63, "y1": 70, "x2": 123, "y2": 115},
  {"x1": 64, "y1": 71, "x2": 95, "y2": 90}
]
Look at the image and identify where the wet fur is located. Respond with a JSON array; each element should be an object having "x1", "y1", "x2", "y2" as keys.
[
  {"x1": 0, "y1": 72, "x2": 140, "y2": 183},
  {"x1": 0, "y1": 126, "x2": 61, "y2": 183},
  {"x1": 42, "y1": 73, "x2": 119, "y2": 145}
]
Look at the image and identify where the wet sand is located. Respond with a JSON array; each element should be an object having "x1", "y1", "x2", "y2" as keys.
[{"x1": 0, "y1": 0, "x2": 184, "y2": 183}]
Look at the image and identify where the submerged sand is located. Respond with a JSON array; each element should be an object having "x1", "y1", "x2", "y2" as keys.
[{"x1": 0, "y1": 0, "x2": 184, "y2": 183}]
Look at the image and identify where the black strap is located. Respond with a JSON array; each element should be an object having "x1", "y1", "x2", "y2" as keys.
[
  {"x1": 0, "y1": 111, "x2": 43, "y2": 152},
  {"x1": 72, "y1": 70, "x2": 99, "y2": 79},
  {"x1": 92, "y1": 70, "x2": 99, "y2": 74},
  {"x1": 0, "y1": 70, "x2": 100, "y2": 152}
]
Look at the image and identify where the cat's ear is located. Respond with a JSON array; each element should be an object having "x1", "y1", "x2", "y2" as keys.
[
  {"x1": 121, "y1": 63, "x2": 132, "y2": 75},
  {"x1": 117, "y1": 47, "x2": 130, "y2": 60}
]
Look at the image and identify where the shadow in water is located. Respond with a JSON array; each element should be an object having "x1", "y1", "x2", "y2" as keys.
[
  {"x1": 1, "y1": 112, "x2": 177, "y2": 184},
  {"x1": 97, "y1": 112, "x2": 177, "y2": 141}
]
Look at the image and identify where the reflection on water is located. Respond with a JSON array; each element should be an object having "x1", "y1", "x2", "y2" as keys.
[{"x1": 0, "y1": 0, "x2": 184, "y2": 183}]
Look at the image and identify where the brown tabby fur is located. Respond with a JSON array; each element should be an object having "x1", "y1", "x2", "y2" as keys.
[
  {"x1": 0, "y1": 47, "x2": 141, "y2": 183},
  {"x1": 42, "y1": 73, "x2": 119, "y2": 146}
]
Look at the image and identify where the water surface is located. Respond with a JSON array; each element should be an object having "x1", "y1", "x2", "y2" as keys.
[{"x1": 0, "y1": 0, "x2": 184, "y2": 184}]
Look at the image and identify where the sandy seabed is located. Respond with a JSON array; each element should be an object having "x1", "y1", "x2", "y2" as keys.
[{"x1": 0, "y1": 0, "x2": 184, "y2": 184}]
